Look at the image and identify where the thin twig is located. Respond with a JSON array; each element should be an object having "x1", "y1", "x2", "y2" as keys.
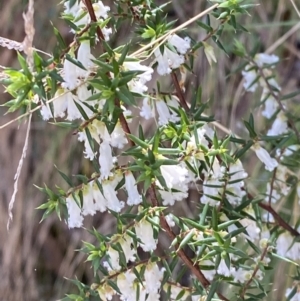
[
  {"x1": 240, "y1": 246, "x2": 269, "y2": 299},
  {"x1": 131, "y1": 4, "x2": 219, "y2": 58},
  {"x1": 7, "y1": 0, "x2": 35, "y2": 230}
]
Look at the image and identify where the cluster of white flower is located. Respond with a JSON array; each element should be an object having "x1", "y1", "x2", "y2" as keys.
[
  {"x1": 66, "y1": 170, "x2": 143, "y2": 228},
  {"x1": 200, "y1": 159, "x2": 247, "y2": 206},
  {"x1": 199, "y1": 256, "x2": 264, "y2": 284},
  {"x1": 41, "y1": 41, "x2": 97, "y2": 120},
  {"x1": 98, "y1": 262, "x2": 164, "y2": 301},
  {"x1": 64, "y1": 0, "x2": 112, "y2": 39},
  {"x1": 242, "y1": 53, "x2": 279, "y2": 93},
  {"x1": 242, "y1": 53, "x2": 289, "y2": 137},
  {"x1": 122, "y1": 60, "x2": 154, "y2": 95},
  {"x1": 104, "y1": 220, "x2": 157, "y2": 272},
  {"x1": 106, "y1": 234, "x2": 136, "y2": 271},
  {"x1": 140, "y1": 95, "x2": 180, "y2": 125},
  {"x1": 157, "y1": 161, "x2": 190, "y2": 206},
  {"x1": 154, "y1": 34, "x2": 191, "y2": 75}
]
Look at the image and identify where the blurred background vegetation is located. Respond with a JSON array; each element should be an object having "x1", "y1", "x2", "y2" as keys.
[{"x1": 0, "y1": 0, "x2": 300, "y2": 300}]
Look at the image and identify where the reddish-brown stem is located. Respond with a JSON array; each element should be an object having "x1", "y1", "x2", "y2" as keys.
[
  {"x1": 171, "y1": 72, "x2": 190, "y2": 111},
  {"x1": 258, "y1": 202, "x2": 300, "y2": 237},
  {"x1": 83, "y1": 0, "x2": 105, "y2": 41},
  {"x1": 84, "y1": 0, "x2": 134, "y2": 144},
  {"x1": 149, "y1": 184, "x2": 229, "y2": 301},
  {"x1": 148, "y1": 184, "x2": 210, "y2": 287}
]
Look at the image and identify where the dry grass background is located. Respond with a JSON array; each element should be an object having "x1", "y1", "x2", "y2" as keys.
[{"x1": 0, "y1": 0, "x2": 300, "y2": 300}]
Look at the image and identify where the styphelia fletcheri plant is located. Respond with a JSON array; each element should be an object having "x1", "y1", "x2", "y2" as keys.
[{"x1": 2, "y1": 0, "x2": 300, "y2": 300}]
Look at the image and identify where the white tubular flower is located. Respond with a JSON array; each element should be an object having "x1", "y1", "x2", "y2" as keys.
[
  {"x1": 200, "y1": 161, "x2": 224, "y2": 206},
  {"x1": 203, "y1": 41, "x2": 217, "y2": 66},
  {"x1": 91, "y1": 180, "x2": 107, "y2": 212},
  {"x1": 229, "y1": 160, "x2": 248, "y2": 182},
  {"x1": 77, "y1": 83, "x2": 92, "y2": 102},
  {"x1": 62, "y1": 58, "x2": 78, "y2": 90},
  {"x1": 260, "y1": 75, "x2": 281, "y2": 92},
  {"x1": 140, "y1": 97, "x2": 155, "y2": 119},
  {"x1": 156, "y1": 98, "x2": 171, "y2": 125},
  {"x1": 159, "y1": 189, "x2": 188, "y2": 206},
  {"x1": 66, "y1": 93, "x2": 82, "y2": 120},
  {"x1": 125, "y1": 171, "x2": 142, "y2": 206},
  {"x1": 254, "y1": 53, "x2": 279, "y2": 67},
  {"x1": 154, "y1": 47, "x2": 184, "y2": 76},
  {"x1": 49, "y1": 89, "x2": 67, "y2": 118},
  {"x1": 110, "y1": 123, "x2": 128, "y2": 149},
  {"x1": 81, "y1": 183, "x2": 97, "y2": 216},
  {"x1": 117, "y1": 271, "x2": 137, "y2": 301},
  {"x1": 96, "y1": 120, "x2": 111, "y2": 143},
  {"x1": 144, "y1": 263, "x2": 164, "y2": 293},
  {"x1": 40, "y1": 103, "x2": 53, "y2": 120},
  {"x1": 102, "y1": 179, "x2": 124, "y2": 212},
  {"x1": 158, "y1": 161, "x2": 191, "y2": 204},
  {"x1": 261, "y1": 90, "x2": 278, "y2": 119},
  {"x1": 277, "y1": 144, "x2": 300, "y2": 157},
  {"x1": 165, "y1": 214, "x2": 175, "y2": 228},
  {"x1": 64, "y1": 0, "x2": 80, "y2": 16},
  {"x1": 77, "y1": 40, "x2": 95, "y2": 78},
  {"x1": 166, "y1": 96, "x2": 180, "y2": 123},
  {"x1": 135, "y1": 220, "x2": 157, "y2": 252},
  {"x1": 123, "y1": 60, "x2": 153, "y2": 94},
  {"x1": 186, "y1": 127, "x2": 209, "y2": 158},
  {"x1": 242, "y1": 54, "x2": 279, "y2": 94},
  {"x1": 225, "y1": 160, "x2": 247, "y2": 205},
  {"x1": 102, "y1": 27, "x2": 112, "y2": 41},
  {"x1": 241, "y1": 218, "x2": 260, "y2": 241},
  {"x1": 99, "y1": 142, "x2": 116, "y2": 179},
  {"x1": 232, "y1": 268, "x2": 252, "y2": 283},
  {"x1": 217, "y1": 259, "x2": 234, "y2": 277},
  {"x1": 73, "y1": 1, "x2": 110, "y2": 27},
  {"x1": 66, "y1": 194, "x2": 84, "y2": 228},
  {"x1": 168, "y1": 34, "x2": 191, "y2": 54},
  {"x1": 253, "y1": 143, "x2": 278, "y2": 172},
  {"x1": 241, "y1": 66, "x2": 258, "y2": 92},
  {"x1": 78, "y1": 130, "x2": 96, "y2": 160},
  {"x1": 160, "y1": 163, "x2": 189, "y2": 190},
  {"x1": 107, "y1": 246, "x2": 121, "y2": 271},
  {"x1": 267, "y1": 112, "x2": 288, "y2": 136},
  {"x1": 97, "y1": 283, "x2": 115, "y2": 301},
  {"x1": 93, "y1": 1, "x2": 110, "y2": 19},
  {"x1": 199, "y1": 260, "x2": 216, "y2": 281},
  {"x1": 200, "y1": 176, "x2": 222, "y2": 206},
  {"x1": 119, "y1": 234, "x2": 136, "y2": 263}
]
